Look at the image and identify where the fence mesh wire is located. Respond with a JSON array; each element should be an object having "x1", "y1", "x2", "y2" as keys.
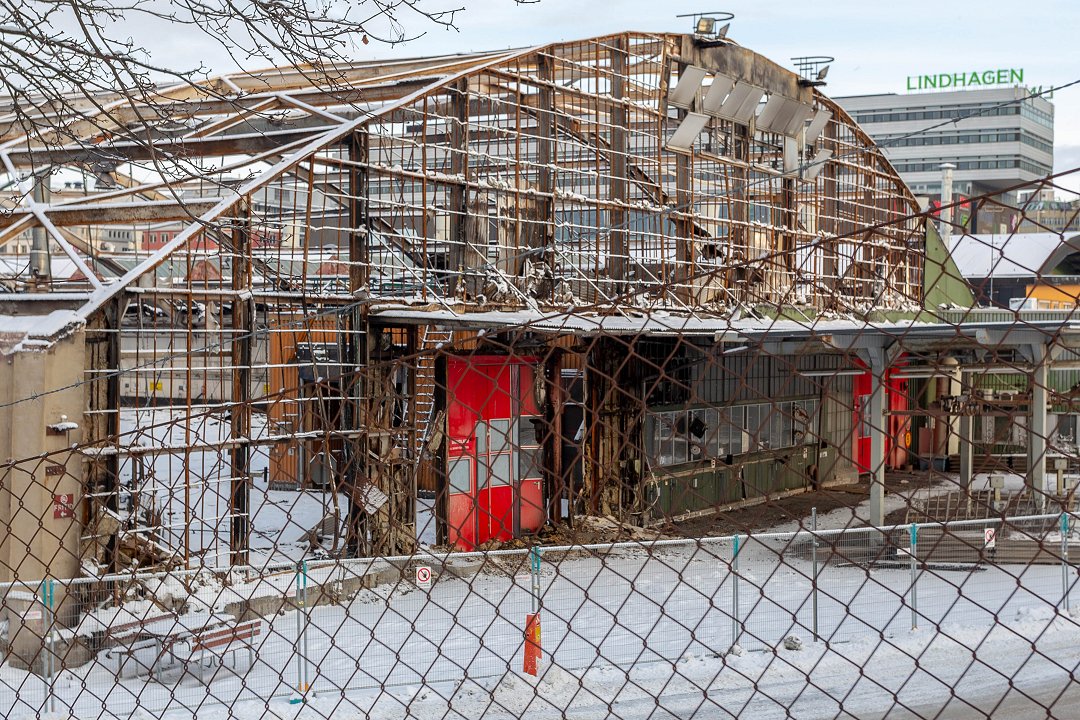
[{"x1": 0, "y1": 27, "x2": 1078, "y2": 720}]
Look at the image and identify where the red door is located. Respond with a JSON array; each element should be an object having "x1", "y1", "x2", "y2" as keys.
[
  {"x1": 853, "y1": 367, "x2": 910, "y2": 473},
  {"x1": 445, "y1": 355, "x2": 545, "y2": 549}
]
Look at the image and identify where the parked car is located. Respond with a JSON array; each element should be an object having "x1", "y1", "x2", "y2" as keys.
[
  {"x1": 122, "y1": 302, "x2": 167, "y2": 323},
  {"x1": 172, "y1": 300, "x2": 206, "y2": 318}
]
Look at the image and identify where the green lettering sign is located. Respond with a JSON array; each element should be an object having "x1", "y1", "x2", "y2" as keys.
[{"x1": 905, "y1": 68, "x2": 1028, "y2": 92}]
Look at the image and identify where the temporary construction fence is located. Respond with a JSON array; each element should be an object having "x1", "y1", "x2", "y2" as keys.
[{"x1": 0, "y1": 512, "x2": 1078, "y2": 718}]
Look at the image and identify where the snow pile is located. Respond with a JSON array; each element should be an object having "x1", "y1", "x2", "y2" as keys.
[{"x1": 487, "y1": 665, "x2": 582, "y2": 714}]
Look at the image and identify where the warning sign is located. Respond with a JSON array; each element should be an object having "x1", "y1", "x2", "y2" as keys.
[
  {"x1": 984, "y1": 527, "x2": 996, "y2": 550},
  {"x1": 52, "y1": 493, "x2": 75, "y2": 520},
  {"x1": 415, "y1": 566, "x2": 432, "y2": 589}
]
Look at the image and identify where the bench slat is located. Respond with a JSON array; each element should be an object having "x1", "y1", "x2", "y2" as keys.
[{"x1": 189, "y1": 621, "x2": 262, "y2": 654}]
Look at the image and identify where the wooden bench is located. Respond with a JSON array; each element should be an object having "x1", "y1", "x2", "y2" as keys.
[
  {"x1": 104, "y1": 612, "x2": 178, "y2": 642},
  {"x1": 100, "y1": 613, "x2": 179, "y2": 679},
  {"x1": 168, "y1": 619, "x2": 262, "y2": 679}
]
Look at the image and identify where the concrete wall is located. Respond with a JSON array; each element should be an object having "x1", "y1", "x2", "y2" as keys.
[
  {"x1": 0, "y1": 329, "x2": 86, "y2": 583},
  {"x1": 0, "y1": 329, "x2": 87, "y2": 672}
]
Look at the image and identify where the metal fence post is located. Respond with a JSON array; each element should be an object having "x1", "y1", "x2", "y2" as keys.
[
  {"x1": 811, "y1": 508, "x2": 819, "y2": 641},
  {"x1": 1061, "y1": 513, "x2": 1070, "y2": 613},
  {"x1": 42, "y1": 578, "x2": 55, "y2": 714},
  {"x1": 530, "y1": 546, "x2": 542, "y2": 615},
  {"x1": 909, "y1": 523, "x2": 918, "y2": 631},
  {"x1": 292, "y1": 560, "x2": 310, "y2": 702},
  {"x1": 731, "y1": 534, "x2": 741, "y2": 649},
  {"x1": 302, "y1": 560, "x2": 311, "y2": 693}
]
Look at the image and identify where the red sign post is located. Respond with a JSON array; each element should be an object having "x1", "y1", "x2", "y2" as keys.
[{"x1": 523, "y1": 613, "x2": 541, "y2": 676}]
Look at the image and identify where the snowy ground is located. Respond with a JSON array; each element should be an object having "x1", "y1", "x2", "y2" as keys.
[
  {"x1": 3, "y1": 531, "x2": 1078, "y2": 719},
  {"x1": 118, "y1": 409, "x2": 348, "y2": 567},
  {"x1": 34, "y1": 422, "x2": 1077, "y2": 718}
]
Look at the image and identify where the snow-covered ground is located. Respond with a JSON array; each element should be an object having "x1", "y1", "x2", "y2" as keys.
[
  {"x1": 2, "y1": 533, "x2": 1078, "y2": 719},
  {"x1": 117, "y1": 409, "x2": 348, "y2": 566},
  {"x1": 19, "y1": 422, "x2": 1075, "y2": 718}
]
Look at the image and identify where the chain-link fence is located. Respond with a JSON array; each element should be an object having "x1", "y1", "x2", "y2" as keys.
[
  {"x1": 2, "y1": 513, "x2": 1077, "y2": 718},
  {"x1": 1, "y1": 17, "x2": 1080, "y2": 720}
]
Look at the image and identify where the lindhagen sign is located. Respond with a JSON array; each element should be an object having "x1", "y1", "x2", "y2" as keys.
[{"x1": 906, "y1": 68, "x2": 1024, "y2": 91}]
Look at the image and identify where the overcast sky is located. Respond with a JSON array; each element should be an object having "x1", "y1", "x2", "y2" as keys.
[{"x1": 153, "y1": 0, "x2": 1080, "y2": 194}]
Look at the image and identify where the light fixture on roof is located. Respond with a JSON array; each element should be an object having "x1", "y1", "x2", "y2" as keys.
[
  {"x1": 677, "y1": 11, "x2": 735, "y2": 42},
  {"x1": 791, "y1": 55, "x2": 835, "y2": 87}
]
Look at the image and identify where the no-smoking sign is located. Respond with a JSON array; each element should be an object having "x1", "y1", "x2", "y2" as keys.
[
  {"x1": 984, "y1": 527, "x2": 996, "y2": 550},
  {"x1": 416, "y1": 566, "x2": 432, "y2": 589}
]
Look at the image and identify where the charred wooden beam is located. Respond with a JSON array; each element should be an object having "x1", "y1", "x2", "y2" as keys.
[
  {"x1": 229, "y1": 204, "x2": 253, "y2": 566},
  {"x1": 584, "y1": 336, "x2": 645, "y2": 520},
  {"x1": 349, "y1": 130, "x2": 369, "y2": 292},
  {"x1": 446, "y1": 79, "x2": 469, "y2": 297}
]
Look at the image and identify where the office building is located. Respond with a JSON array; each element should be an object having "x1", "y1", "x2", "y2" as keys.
[{"x1": 837, "y1": 84, "x2": 1054, "y2": 232}]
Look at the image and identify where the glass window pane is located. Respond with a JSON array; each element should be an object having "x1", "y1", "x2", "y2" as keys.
[
  {"x1": 660, "y1": 412, "x2": 674, "y2": 466},
  {"x1": 672, "y1": 411, "x2": 688, "y2": 464},
  {"x1": 706, "y1": 408, "x2": 719, "y2": 457},
  {"x1": 780, "y1": 403, "x2": 793, "y2": 448},
  {"x1": 728, "y1": 406, "x2": 745, "y2": 455},
  {"x1": 520, "y1": 446, "x2": 542, "y2": 479},
  {"x1": 489, "y1": 454, "x2": 512, "y2": 485},
  {"x1": 449, "y1": 457, "x2": 472, "y2": 493},
  {"x1": 489, "y1": 419, "x2": 512, "y2": 454},
  {"x1": 519, "y1": 417, "x2": 541, "y2": 447}
]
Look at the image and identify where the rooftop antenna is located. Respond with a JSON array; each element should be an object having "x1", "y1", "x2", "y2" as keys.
[
  {"x1": 792, "y1": 56, "x2": 834, "y2": 87},
  {"x1": 677, "y1": 11, "x2": 734, "y2": 42}
]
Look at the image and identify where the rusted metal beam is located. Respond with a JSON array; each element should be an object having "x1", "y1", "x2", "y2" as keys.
[
  {"x1": 609, "y1": 35, "x2": 628, "y2": 285},
  {"x1": 4, "y1": 128, "x2": 326, "y2": 167},
  {"x1": 0, "y1": 198, "x2": 222, "y2": 229}
]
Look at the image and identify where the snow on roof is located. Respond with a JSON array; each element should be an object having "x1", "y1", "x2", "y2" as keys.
[
  {"x1": 947, "y1": 232, "x2": 1080, "y2": 279},
  {"x1": 369, "y1": 305, "x2": 933, "y2": 339},
  {"x1": 0, "y1": 309, "x2": 84, "y2": 354}
]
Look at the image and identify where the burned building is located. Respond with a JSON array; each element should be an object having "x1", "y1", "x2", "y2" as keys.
[{"x1": 0, "y1": 30, "x2": 953, "y2": 574}]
